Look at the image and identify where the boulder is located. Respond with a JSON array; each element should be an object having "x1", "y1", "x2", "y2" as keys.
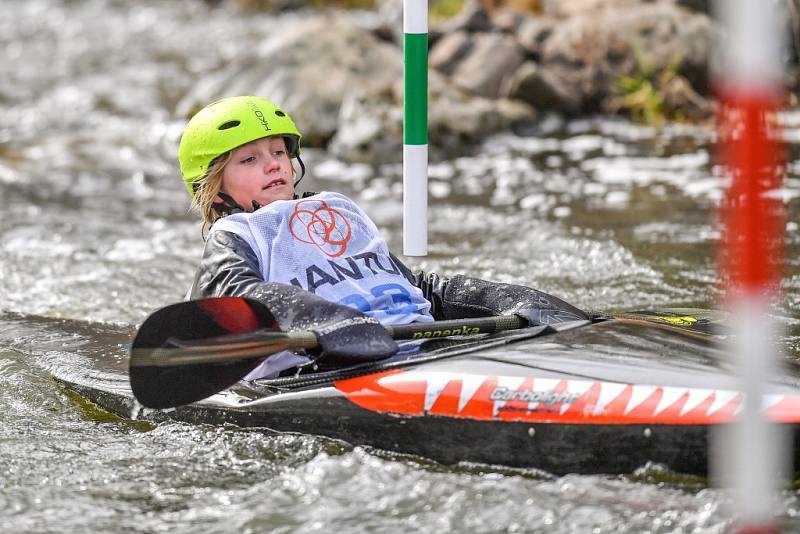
[
  {"x1": 372, "y1": 0, "x2": 403, "y2": 45},
  {"x1": 330, "y1": 69, "x2": 537, "y2": 162},
  {"x1": 175, "y1": 1, "x2": 715, "y2": 160},
  {"x1": 429, "y1": 97, "x2": 537, "y2": 159},
  {"x1": 328, "y1": 86, "x2": 401, "y2": 163},
  {"x1": 490, "y1": 8, "x2": 529, "y2": 33},
  {"x1": 675, "y1": 0, "x2": 710, "y2": 15},
  {"x1": 177, "y1": 16, "x2": 402, "y2": 148},
  {"x1": 661, "y1": 74, "x2": 711, "y2": 119},
  {"x1": 233, "y1": 0, "x2": 309, "y2": 12},
  {"x1": 539, "y1": 0, "x2": 644, "y2": 17},
  {"x1": 537, "y1": 1, "x2": 712, "y2": 113},
  {"x1": 429, "y1": 68, "x2": 535, "y2": 148},
  {"x1": 429, "y1": 31, "x2": 474, "y2": 76},
  {"x1": 515, "y1": 15, "x2": 557, "y2": 57},
  {"x1": 502, "y1": 61, "x2": 582, "y2": 113},
  {"x1": 450, "y1": 32, "x2": 526, "y2": 98},
  {"x1": 438, "y1": 0, "x2": 493, "y2": 33}
]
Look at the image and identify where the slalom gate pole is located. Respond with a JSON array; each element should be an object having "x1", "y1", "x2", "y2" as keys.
[
  {"x1": 714, "y1": 1, "x2": 787, "y2": 532},
  {"x1": 403, "y1": 0, "x2": 428, "y2": 256}
]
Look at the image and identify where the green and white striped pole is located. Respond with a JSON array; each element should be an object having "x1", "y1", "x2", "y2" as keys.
[{"x1": 403, "y1": 0, "x2": 428, "y2": 256}]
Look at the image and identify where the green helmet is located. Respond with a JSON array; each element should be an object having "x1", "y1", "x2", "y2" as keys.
[{"x1": 178, "y1": 96, "x2": 302, "y2": 196}]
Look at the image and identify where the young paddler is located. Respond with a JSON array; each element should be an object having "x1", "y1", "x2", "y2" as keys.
[{"x1": 179, "y1": 96, "x2": 588, "y2": 378}]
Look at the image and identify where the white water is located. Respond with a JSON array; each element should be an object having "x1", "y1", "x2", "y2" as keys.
[{"x1": 1, "y1": 1, "x2": 800, "y2": 532}]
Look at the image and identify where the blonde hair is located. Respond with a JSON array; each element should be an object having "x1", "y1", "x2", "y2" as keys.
[{"x1": 190, "y1": 151, "x2": 233, "y2": 234}]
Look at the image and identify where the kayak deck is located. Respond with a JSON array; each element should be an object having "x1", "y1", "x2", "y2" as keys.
[{"x1": 42, "y1": 311, "x2": 800, "y2": 476}]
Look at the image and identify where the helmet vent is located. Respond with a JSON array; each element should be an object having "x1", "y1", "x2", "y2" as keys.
[
  {"x1": 217, "y1": 120, "x2": 241, "y2": 130},
  {"x1": 275, "y1": 110, "x2": 286, "y2": 117}
]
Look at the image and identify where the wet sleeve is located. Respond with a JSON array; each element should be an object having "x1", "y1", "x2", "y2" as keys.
[
  {"x1": 412, "y1": 271, "x2": 589, "y2": 326},
  {"x1": 190, "y1": 230, "x2": 265, "y2": 299},
  {"x1": 389, "y1": 252, "x2": 416, "y2": 285}
]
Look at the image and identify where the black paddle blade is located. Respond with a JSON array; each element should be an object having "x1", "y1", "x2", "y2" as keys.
[{"x1": 129, "y1": 297, "x2": 280, "y2": 409}]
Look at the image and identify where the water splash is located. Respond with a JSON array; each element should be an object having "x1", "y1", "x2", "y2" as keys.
[{"x1": 130, "y1": 399, "x2": 142, "y2": 421}]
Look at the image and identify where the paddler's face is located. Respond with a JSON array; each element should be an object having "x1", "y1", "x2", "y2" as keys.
[{"x1": 219, "y1": 136, "x2": 295, "y2": 210}]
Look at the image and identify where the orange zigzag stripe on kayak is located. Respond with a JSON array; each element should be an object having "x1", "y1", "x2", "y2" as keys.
[{"x1": 335, "y1": 371, "x2": 800, "y2": 425}]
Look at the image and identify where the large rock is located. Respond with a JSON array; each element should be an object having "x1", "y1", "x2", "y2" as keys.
[
  {"x1": 539, "y1": 0, "x2": 643, "y2": 17},
  {"x1": 449, "y1": 32, "x2": 526, "y2": 98},
  {"x1": 180, "y1": 15, "x2": 535, "y2": 163},
  {"x1": 177, "y1": 16, "x2": 400, "y2": 148},
  {"x1": 438, "y1": 0, "x2": 493, "y2": 33},
  {"x1": 674, "y1": 0, "x2": 710, "y2": 15},
  {"x1": 329, "y1": 69, "x2": 537, "y2": 162},
  {"x1": 427, "y1": 71, "x2": 536, "y2": 158},
  {"x1": 429, "y1": 31, "x2": 474, "y2": 76},
  {"x1": 490, "y1": 8, "x2": 530, "y2": 33},
  {"x1": 327, "y1": 86, "x2": 401, "y2": 163},
  {"x1": 502, "y1": 61, "x2": 582, "y2": 113},
  {"x1": 661, "y1": 74, "x2": 710, "y2": 118},
  {"x1": 233, "y1": 0, "x2": 307, "y2": 12},
  {"x1": 514, "y1": 15, "x2": 557, "y2": 57},
  {"x1": 536, "y1": 1, "x2": 712, "y2": 113}
]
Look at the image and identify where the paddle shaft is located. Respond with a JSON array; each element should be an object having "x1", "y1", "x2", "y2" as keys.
[
  {"x1": 130, "y1": 315, "x2": 529, "y2": 368},
  {"x1": 386, "y1": 315, "x2": 527, "y2": 339},
  {"x1": 183, "y1": 314, "x2": 529, "y2": 348}
]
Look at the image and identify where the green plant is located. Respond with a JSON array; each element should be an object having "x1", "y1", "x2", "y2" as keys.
[
  {"x1": 430, "y1": 0, "x2": 466, "y2": 22},
  {"x1": 612, "y1": 44, "x2": 682, "y2": 127}
]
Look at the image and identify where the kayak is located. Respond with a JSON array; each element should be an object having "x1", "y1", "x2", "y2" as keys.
[{"x1": 50, "y1": 306, "x2": 800, "y2": 476}]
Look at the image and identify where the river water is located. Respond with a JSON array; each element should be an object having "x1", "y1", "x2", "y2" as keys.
[{"x1": 1, "y1": 1, "x2": 799, "y2": 532}]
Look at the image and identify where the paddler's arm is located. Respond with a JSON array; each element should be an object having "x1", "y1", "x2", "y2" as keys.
[
  {"x1": 190, "y1": 230, "x2": 264, "y2": 298},
  {"x1": 190, "y1": 231, "x2": 397, "y2": 361},
  {"x1": 420, "y1": 273, "x2": 587, "y2": 326},
  {"x1": 389, "y1": 254, "x2": 587, "y2": 326}
]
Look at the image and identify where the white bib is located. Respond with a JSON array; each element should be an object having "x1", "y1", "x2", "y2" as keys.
[{"x1": 210, "y1": 192, "x2": 433, "y2": 326}]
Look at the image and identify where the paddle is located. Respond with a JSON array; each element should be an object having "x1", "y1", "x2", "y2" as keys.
[{"x1": 129, "y1": 296, "x2": 529, "y2": 409}]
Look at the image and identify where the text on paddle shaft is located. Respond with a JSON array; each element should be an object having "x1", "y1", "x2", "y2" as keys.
[{"x1": 412, "y1": 326, "x2": 481, "y2": 338}]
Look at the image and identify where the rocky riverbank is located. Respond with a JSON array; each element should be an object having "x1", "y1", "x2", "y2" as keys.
[{"x1": 179, "y1": 0, "x2": 795, "y2": 162}]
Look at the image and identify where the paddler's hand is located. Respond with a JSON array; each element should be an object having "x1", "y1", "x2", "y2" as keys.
[
  {"x1": 242, "y1": 282, "x2": 398, "y2": 364},
  {"x1": 309, "y1": 315, "x2": 398, "y2": 363}
]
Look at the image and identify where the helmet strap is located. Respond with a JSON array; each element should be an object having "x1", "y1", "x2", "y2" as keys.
[
  {"x1": 213, "y1": 192, "x2": 264, "y2": 214},
  {"x1": 293, "y1": 155, "x2": 307, "y2": 190},
  {"x1": 212, "y1": 191, "x2": 248, "y2": 215}
]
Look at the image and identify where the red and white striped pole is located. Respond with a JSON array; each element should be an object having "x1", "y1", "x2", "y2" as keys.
[{"x1": 714, "y1": 0, "x2": 787, "y2": 532}]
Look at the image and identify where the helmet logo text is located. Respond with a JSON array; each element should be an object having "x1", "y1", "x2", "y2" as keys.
[
  {"x1": 254, "y1": 109, "x2": 270, "y2": 131},
  {"x1": 250, "y1": 103, "x2": 271, "y2": 132}
]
